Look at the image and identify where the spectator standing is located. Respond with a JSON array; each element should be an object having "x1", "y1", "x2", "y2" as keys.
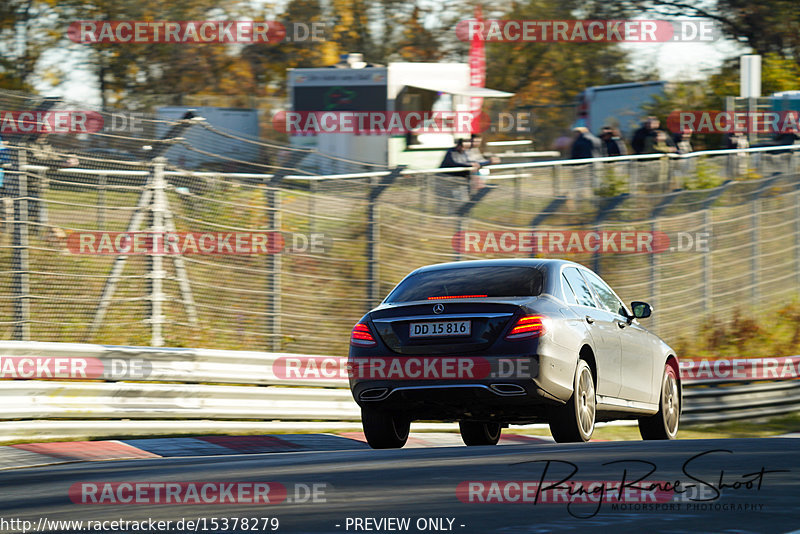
[
  {"x1": 673, "y1": 130, "x2": 693, "y2": 154},
  {"x1": 467, "y1": 134, "x2": 500, "y2": 166},
  {"x1": 440, "y1": 138, "x2": 479, "y2": 177},
  {"x1": 599, "y1": 127, "x2": 627, "y2": 157},
  {"x1": 774, "y1": 128, "x2": 800, "y2": 146},
  {"x1": 631, "y1": 117, "x2": 655, "y2": 154},
  {"x1": 724, "y1": 132, "x2": 749, "y2": 150},
  {"x1": 552, "y1": 130, "x2": 573, "y2": 159},
  {"x1": 439, "y1": 138, "x2": 482, "y2": 206},
  {"x1": 570, "y1": 127, "x2": 601, "y2": 159},
  {"x1": 632, "y1": 116, "x2": 675, "y2": 154},
  {"x1": 644, "y1": 130, "x2": 677, "y2": 154}
]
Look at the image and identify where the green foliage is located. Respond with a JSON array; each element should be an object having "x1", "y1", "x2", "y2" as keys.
[
  {"x1": 682, "y1": 158, "x2": 726, "y2": 190},
  {"x1": 674, "y1": 300, "x2": 800, "y2": 361},
  {"x1": 595, "y1": 167, "x2": 628, "y2": 197}
]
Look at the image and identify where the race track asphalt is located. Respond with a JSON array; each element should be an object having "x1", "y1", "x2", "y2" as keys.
[{"x1": 0, "y1": 437, "x2": 797, "y2": 534}]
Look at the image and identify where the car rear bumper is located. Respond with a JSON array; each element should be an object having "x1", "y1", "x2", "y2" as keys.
[{"x1": 350, "y1": 378, "x2": 561, "y2": 423}]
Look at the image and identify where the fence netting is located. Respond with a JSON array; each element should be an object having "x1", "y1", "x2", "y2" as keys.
[{"x1": 1, "y1": 88, "x2": 799, "y2": 355}]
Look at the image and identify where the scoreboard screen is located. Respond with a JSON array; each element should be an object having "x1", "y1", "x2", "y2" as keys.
[{"x1": 292, "y1": 85, "x2": 387, "y2": 112}]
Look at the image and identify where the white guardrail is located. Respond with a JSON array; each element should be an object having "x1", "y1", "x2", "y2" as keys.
[{"x1": 0, "y1": 342, "x2": 799, "y2": 441}]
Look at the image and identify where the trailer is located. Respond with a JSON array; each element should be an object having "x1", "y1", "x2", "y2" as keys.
[
  {"x1": 287, "y1": 55, "x2": 513, "y2": 172},
  {"x1": 575, "y1": 81, "x2": 666, "y2": 138}
]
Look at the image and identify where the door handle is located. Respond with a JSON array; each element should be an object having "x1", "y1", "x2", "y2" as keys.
[
  {"x1": 616, "y1": 320, "x2": 626, "y2": 329},
  {"x1": 585, "y1": 315, "x2": 595, "y2": 324}
]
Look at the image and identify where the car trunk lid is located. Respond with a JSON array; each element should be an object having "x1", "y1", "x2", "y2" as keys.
[{"x1": 369, "y1": 301, "x2": 527, "y2": 354}]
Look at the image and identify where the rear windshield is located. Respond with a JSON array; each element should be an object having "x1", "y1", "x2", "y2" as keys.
[{"x1": 384, "y1": 266, "x2": 544, "y2": 303}]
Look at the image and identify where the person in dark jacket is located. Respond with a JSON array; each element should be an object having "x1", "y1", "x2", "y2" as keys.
[
  {"x1": 774, "y1": 128, "x2": 800, "y2": 146},
  {"x1": 631, "y1": 116, "x2": 658, "y2": 154},
  {"x1": 644, "y1": 130, "x2": 677, "y2": 154},
  {"x1": 632, "y1": 116, "x2": 676, "y2": 154},
  {"x1": 599, "y1": 126, "x2": 627, "y2": 157},
  {"x1": 570, "y1": 127, "x2": 601, "y2": 159},
  {"x1": 440, "y1": 139, "x2": 480, "y2": 177}
]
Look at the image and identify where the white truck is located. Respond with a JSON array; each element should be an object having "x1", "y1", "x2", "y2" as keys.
[{"x1": 574, "y1": 81, "x2": 666, "y2": 138}]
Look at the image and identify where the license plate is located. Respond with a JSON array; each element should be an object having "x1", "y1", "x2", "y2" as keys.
[{"x1": 409, "y1": 320, "x2": 471, "y2": 338}]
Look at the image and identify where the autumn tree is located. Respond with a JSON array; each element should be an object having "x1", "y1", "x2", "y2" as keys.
[
  {"x1": 32, "y1": 0, "x2": 254, "y2": 108},
  {"x1": 330, "y1": 0, "x2": 373, "y2": 61},
  {"x1": 394, "y1": 4, "x2": 443, "y2": 61},
  {"x1": 242, "y1": 0, "x2": 338, "y2": 97},
  {"x1": 0, "y1": 0, "x2": 57, "y2": 91},
  {"x1": 626, "y1": 0, "x2": 800, "y2": 65},
  {"x1": 477, "y1": 0, "x2": 640, "y2": 146}
]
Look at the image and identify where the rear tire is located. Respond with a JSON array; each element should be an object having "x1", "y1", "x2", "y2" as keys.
[
  {"x1": 459, "y1": 421, "x2": 501, "y2": 446},
  {"x1": 361, "y1": 407, "x2": 410, "y2": 449},
  {"x1": 549, "y1": 359, "x2": 595, "y2": 443},
  {"x1": 639, "y1": 364, "x2": 680, "y2": 440}
]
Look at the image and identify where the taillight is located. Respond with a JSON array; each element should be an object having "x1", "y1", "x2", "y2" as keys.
[
  {"x1": 351, "y1": 322, "x2": 377, "y2": 347},
  {"x1": 506, "y1": 315, "x2": 546, "y2": 340}
]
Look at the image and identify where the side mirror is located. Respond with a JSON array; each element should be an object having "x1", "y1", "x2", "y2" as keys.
[{"x1": 630, "y1": 301, "x2": 652, "y2": 320}]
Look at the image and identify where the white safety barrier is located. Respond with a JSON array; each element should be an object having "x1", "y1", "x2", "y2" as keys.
[
  {"x1": 0, "y1": 341, "x2": 346, "y2": 387},
  {"x1": 1, "y1": 341, "x2": 799, "y2": 439}
]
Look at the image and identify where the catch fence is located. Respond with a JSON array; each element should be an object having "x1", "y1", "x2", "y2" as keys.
[{"x1": 1, "y1": 87, "x2": 800, "y2": 353}]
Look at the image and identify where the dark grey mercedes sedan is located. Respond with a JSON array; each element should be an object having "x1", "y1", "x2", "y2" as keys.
[{"x1": 348, "y1": 258, "x2": 681, "y2": 448}]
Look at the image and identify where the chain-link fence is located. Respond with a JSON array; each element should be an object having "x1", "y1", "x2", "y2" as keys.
[{"x1": 1, "y1": 88, "x2": 800, "y2": 355}]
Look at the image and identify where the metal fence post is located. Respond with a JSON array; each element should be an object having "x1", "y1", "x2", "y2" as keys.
[
  {"x1": 308, "y1": 179, "x2": 316, "y2": 235},
  {"x1": 751, "y1": 198, "x2": 760, "y2": 307},
  {"x1": 455, "y1": 185, "x2": 495, "y2": 261},
  {"x1": 148, "y1": 158, "x2": 166, "y2": 346},
  {"x1": 424, "y1": 173, "x2": 432, "y2": 213},
  {"x1": 98, "y1": 173, "x2": 107, "y2": 229},
  {"x1": 367, "y1": 175, "x2": 380, "y2": 307},
  {"x1": 12, "y1": 146, "x2": 30, "y2": 340},
  {"x1": 454, "y1": 215, "x2": 464, "y2": 261},
  {"x1": 666, "y1": 156, "x2": 674, "y2": 192},
  {"x1": 703, "y1": 209, "x2": 713, "y2": 316},
  {"x1": 796, "y1": 190, "x2": 800, "y2": 291},
  {"x1": 650, "y1": 219, "x2": 660, "y2": 333},
  {"x1": 266, "y1": 185, "x2": 282, "y2": 352},
  {"x1": 552, "y1": 164, "x2": 560, "y2": 197}
]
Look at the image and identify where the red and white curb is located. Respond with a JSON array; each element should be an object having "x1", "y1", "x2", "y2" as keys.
[
  {"x1": 0, "y1": 432, "x2": 555, "y2": 470},
  {"x1": 0, "y1": 440, "x2": 157, "y2": 470}
]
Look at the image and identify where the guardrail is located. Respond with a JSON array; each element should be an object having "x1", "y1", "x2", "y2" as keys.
[
  {"x1": 18, "y1": 141, "x2": 800, "y2": 193},
  {"x1": 1, "y1": 341, "x2": 798, "y2": 441},
  {"x1": 682, "y1": 381, "x2": 800, "y2": 423}
]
